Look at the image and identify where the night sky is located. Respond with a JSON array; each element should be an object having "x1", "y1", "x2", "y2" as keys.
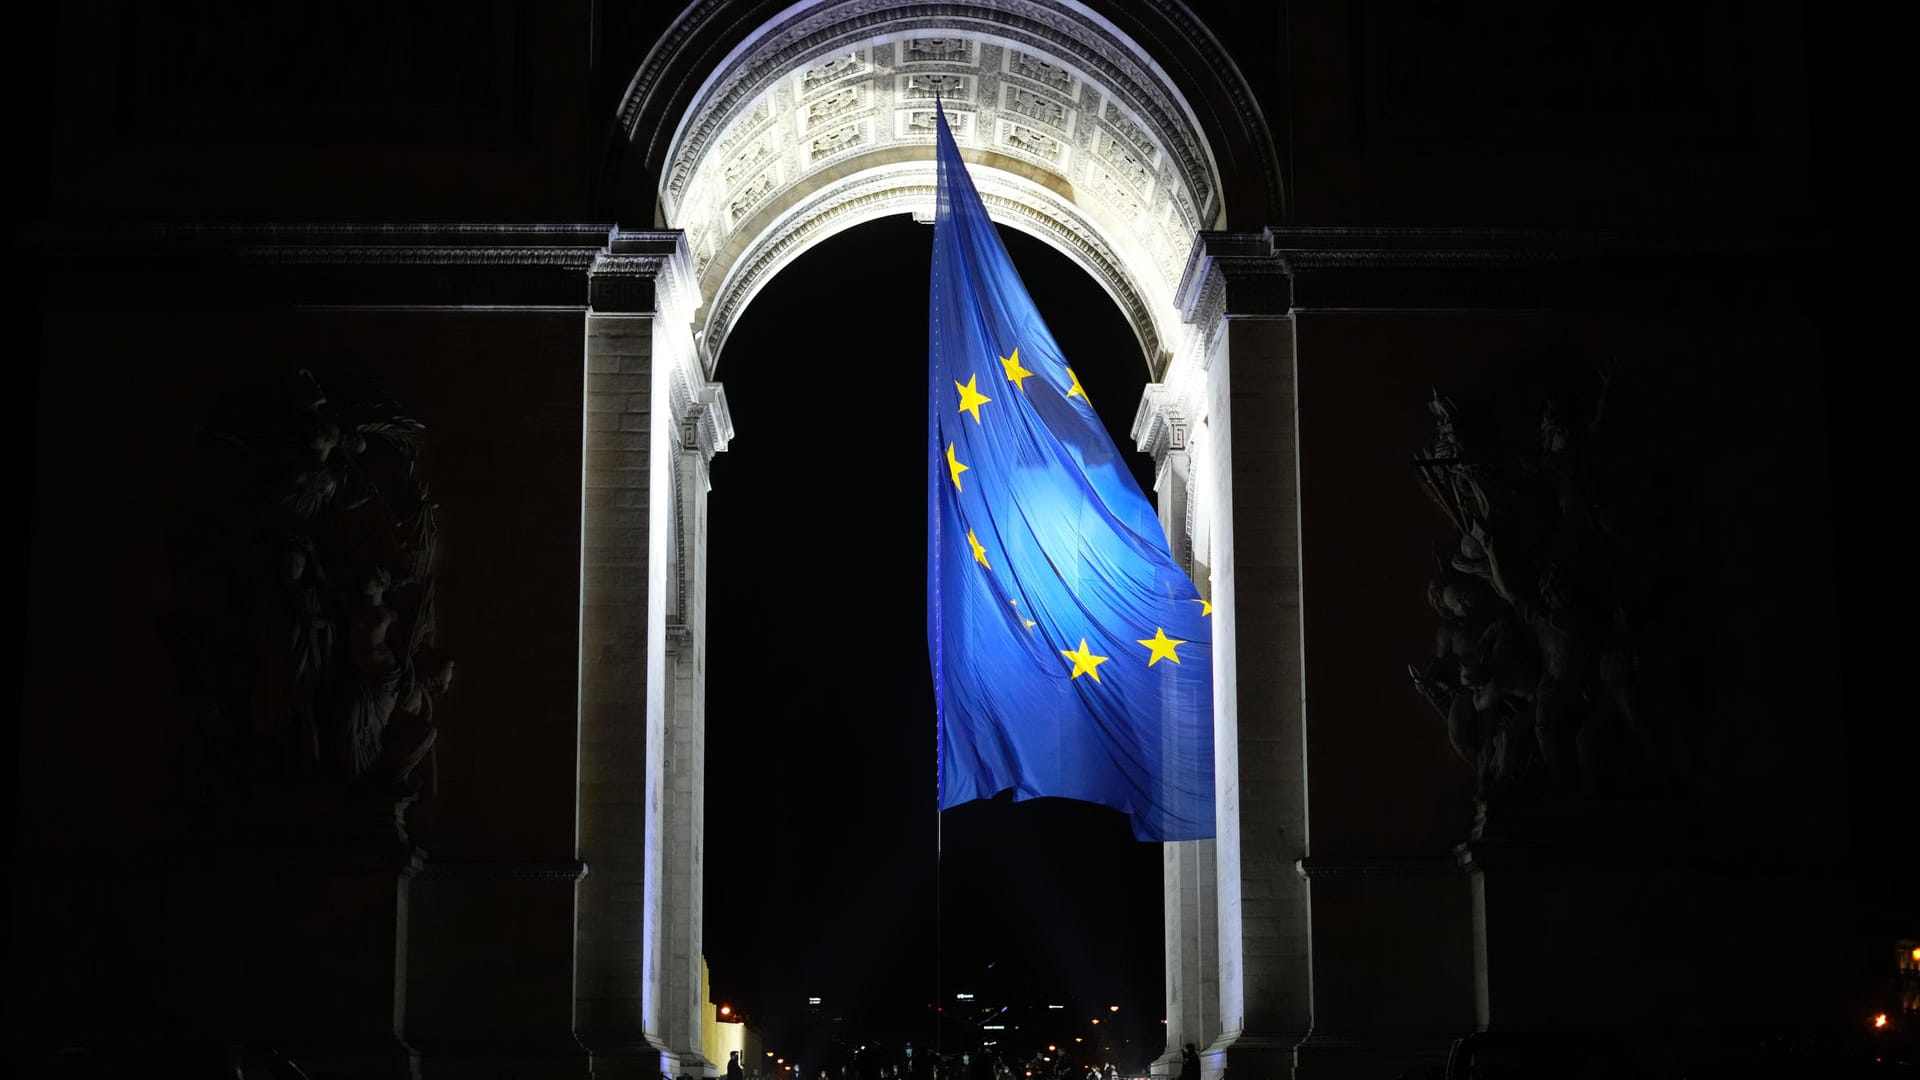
[{"x1": 702, "y1": 216, "x2": 1166, "y2": 1061}]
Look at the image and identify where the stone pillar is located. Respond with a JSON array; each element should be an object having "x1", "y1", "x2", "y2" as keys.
[
  {"x1": 1177, "y1": 232, "x2": 1312, "y2": 1080},
  {"x1": 660, "y1": 364, "x2": 733, "y2": 1078},
  {"x1": 1136, "y1": 384, "x2": 1222, "y2": 1074},
  {"x1": 575, "y1": 231, "x2": 719, "y2": 1079}
]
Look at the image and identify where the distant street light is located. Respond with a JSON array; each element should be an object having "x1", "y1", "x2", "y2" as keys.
[{"x1": 1108, "y1": 1006, "x2": 1119, "y2": 1013}]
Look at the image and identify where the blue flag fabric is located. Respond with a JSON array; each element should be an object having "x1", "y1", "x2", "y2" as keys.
[{"x1": 926, "y1": 103, "x2": 1216, "y2": 841}]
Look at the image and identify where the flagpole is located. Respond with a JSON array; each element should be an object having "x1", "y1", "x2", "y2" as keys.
[{"x1": 932, "y1": 90, "x2": 946, "y2": 1073}]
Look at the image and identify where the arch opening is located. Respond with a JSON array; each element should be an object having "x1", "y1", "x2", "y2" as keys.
[{"x1": 705, "y1": 212, "x2": 1166, "y2": 1045}]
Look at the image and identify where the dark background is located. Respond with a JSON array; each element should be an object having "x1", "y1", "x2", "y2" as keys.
[{"x1": 4, "y1": 0, "x2": 1915, "y2": 1068}]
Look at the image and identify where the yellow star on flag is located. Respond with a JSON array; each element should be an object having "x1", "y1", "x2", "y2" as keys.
[
  {"x1": 955, "y1": 374, "x2": 992, "y2": 423},
  {"x1": 1065, "y1": 367, "x2": 1090, "y2": 403},
  {"x1": 1010, "y1": 598, "x2": 1037, "y2": 629},
  {"x1": 1136, "y1": 627, "x2": 1187, "y2": 667},
  {"x1": 967, "y1": 528, "x2": 991, "y2": 569},
  {"x1": 1060, "y1": 638, "x2": 1110, "y2": 682},
  {"x1": 1001, "y1": 348, "x2": 1034, "y2": 392},
  {"x1": 946, "y1": 442, "x2": 968, "y2": 491},
  {"x1": 1193, "y1": 597, "x2": 1213, "y2": 616}
]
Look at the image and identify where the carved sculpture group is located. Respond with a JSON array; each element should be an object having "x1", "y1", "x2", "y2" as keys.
[
  {"x1": 168, "y1": 370, "x2": 450, "y2": 804},
  {"x1": 1409, "y1": 372, "x2": 1704, "y2": 815}
]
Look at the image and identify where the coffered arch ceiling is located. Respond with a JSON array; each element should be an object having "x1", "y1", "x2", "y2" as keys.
[{"x1": 640, "y1": 0, "x2": 1230, "y2": 373}]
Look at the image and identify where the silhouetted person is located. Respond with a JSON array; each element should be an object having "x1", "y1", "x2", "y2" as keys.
[
  {"x1": 729, "y1": 1052, "x2": 745, "y2": 1080},
  {"x1": 1179, "y1": 1044, "x2": 1200, "y2": 1080}
]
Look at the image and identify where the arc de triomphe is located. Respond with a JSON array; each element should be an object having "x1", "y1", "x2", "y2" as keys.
[{"x1": 579, "y1": 2, "x2": 1295, "y2": 1077}]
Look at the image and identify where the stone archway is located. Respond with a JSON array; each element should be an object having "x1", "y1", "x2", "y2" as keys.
[{"x1": 574, "y1": 4, "x2": 1294, "y2": 1078}]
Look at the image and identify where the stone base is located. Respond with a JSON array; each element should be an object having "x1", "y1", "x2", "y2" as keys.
[
  {"x1": 1203, "y1": 1032, "x2": 1297, "y2": 1080},
  {"x1": 573, "y1": 1036, "x2": 678, "y2": 1080},
  {"x1": 409, "y1": 1038, "x2": 593, "y2": 1079},
  {"x1": 1290, "y1": 1034, "x2": 1453, "y2": 1080},
  {"x1": 1458, "y1": 828, "x2": 1849, "y2": 1038}
]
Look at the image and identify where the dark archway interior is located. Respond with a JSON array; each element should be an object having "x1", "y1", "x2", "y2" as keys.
[{"x1": 705, "y1": 216, "x2": 1165, "y2": 1061}]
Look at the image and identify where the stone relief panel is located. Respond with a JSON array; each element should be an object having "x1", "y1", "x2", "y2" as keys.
[
  {"x1": 1006, "y1": 49, "x2": 1075, "y2": 96},
  {"x1": 1095, "y1": 133, "x2": 1156, "y2": 200},
  {"x1": 801, "y1": 50, "x2": 869, "y2": 95},
  {"x1": 729, "y1": 170, "x2": 778, "y2": 224},
  {"x1": 1087, "y1": 167, "x2": 1145, "y2": 219},
  {"x1": 809, "y1": 121, "x2": 869, "y2": 162},
  {"x1": 1409, "y1": 374, "x2": 1711, "y2": 838},
  {"x1": 165, "y1": 369, "x2": 451, "y2": 846},
  {"x1": 902, "y1": 108, "x2": 973, "y2": 141},
  {"x1": 1101, "y1": 103, "x2": 1156, "y2": 162},
  {"x1": 1003, "y1": 84, "x2": 1070, "y2": 130},
  {"x1": 903, "y1": 73, "x2": 972, "y2": 103},
  {"x1": 902, "y1": 36, "x2": 974, "y2": 65},
  {"x1": 804, "y1": 84, "x2": 869, "y2": 128},
  {"x1": 1001, "y1": 120, "x2": 1065, "y2": 164},
  {"x1": 721, "y1": 131, "x2": 776, "y2": 190},
  {"x1": 716, "y1": 102, "x2": 772, "y2": 159}
]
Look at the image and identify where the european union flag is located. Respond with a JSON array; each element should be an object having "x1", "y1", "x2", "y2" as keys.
[{"x1": 926, "y1": 103, "x2": 1215, "y2": 841}]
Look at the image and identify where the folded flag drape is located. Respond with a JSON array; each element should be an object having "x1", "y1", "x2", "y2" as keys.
[{"x1": 926, "y1": 101, "x2": 1216, "y2": 841}]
